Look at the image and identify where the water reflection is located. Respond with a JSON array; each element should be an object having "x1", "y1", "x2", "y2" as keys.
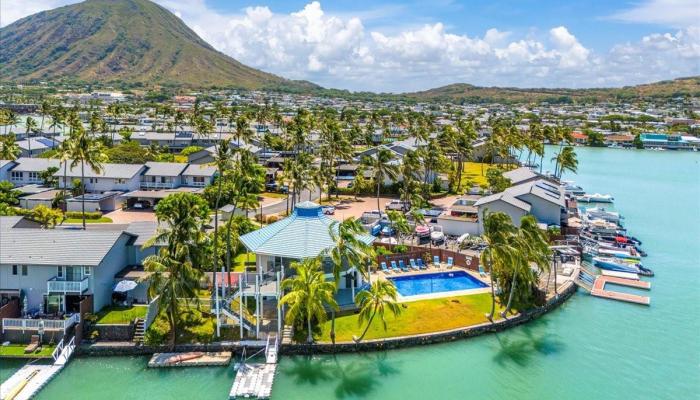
[
  {"x1": 282, "y1": 352, "x2": 400, "y2": 399},
  {"x1": 492, "y1": 323, "x2": 565, "y2": 367}
]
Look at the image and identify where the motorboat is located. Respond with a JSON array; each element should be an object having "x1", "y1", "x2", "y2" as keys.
[
  {"x1": 456, "y1": 233, "x2": 470, "y2": 244},
  {"x1": 584, "y1": 207, "x2": 623, "y2": 224},
  {"x1": 561, "y1": 180, "x2": 585, "y2": 196},
  {"x1": 585, "y1": 219, "x2": 624, "y2": 235},
  {"x1": 593, "y1": 256, "x2": 653, "y2": 276},
  {"x1": 576, "y1": 193, "x2": 614, "y2": 203},
  {"x1": 430, "y1": 225, "x2": 445, "y2": 243}
]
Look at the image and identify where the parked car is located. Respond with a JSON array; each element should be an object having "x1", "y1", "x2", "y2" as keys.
[
  {"x1": 133, "y1": 200, "x2": 151, "y2": 209},
  {"x1": 385, "y1": 199, "x2": 410, "y2": 211},
  {"x1": 321, "y1": 206, "x2": 335, "y2": 215}
]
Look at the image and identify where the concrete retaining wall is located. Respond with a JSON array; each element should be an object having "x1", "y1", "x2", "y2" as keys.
[{"x1": 92, "y1": 323, "x2": 134, "y2": 341}]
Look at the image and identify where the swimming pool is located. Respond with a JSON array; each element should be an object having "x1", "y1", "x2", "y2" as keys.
[{"x1": 388, "y1": 270, "x2": 488, "y2": 297}]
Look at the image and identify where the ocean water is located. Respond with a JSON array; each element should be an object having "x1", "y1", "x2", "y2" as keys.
[{"x1": 7, "y1": 147, "x2": 699, "y2": 400}]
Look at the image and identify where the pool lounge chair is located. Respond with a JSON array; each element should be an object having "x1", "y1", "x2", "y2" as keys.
[
  {"x1": 433, "y1": 255, "x2": 440, "y2": 269},
  {"x1": 416, "y1": 258, "x2": 426, "y2": 269},
  {"x1": 24, "y1": 335, "x2": 40, "y2": 353},
  {"x1": 478, "y1": 264, "x2": 487, "y2": 277},
  {"x1": 380, "y1": 261, "x2": 391, "y2": 274},
  {"x1": 409, "y1": 259, "x2": 419, "y2": 270},
  {"x1": 446, "y1": 257, "x2": 454, "y2": 269},
  {"x1": 390, "y1": 260, "x2": 400, "y2": 273},
  {"x1": 399, "y1": 260, "x2": 409, "y2": 272}
]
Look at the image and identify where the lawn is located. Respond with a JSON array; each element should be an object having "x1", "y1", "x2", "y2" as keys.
[
  {"x1": 318, "y1": 293, "x2": 505, "y2": 342},
  {"x1": 459, "y1": 162, "x2": 490, "y2": 188},
  {"x1": 234, "y1": 252, "x2": 256, "y2": 272},
  {"x1": 95, "y1": 305, "x2": 148, "y2": 325},
  {"x1": 0, "y1": 343, "x2": 56, "y2": 358},
  {"x1": 63, "y1": 217, "x2": 113, "y2": 224}
]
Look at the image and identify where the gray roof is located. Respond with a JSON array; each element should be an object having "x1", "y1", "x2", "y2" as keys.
[
  {"x1": 54, "y1": 163, "x2": 145, "y2": 179},
  {"x1": 0, "y1": 228, "x2": 133, "y2": 266},
  {"x1": 506, "y1": 179, "x2": 566, "y2": 207},
  {"x1": 502, "y1": 167, "x2": 539, "y2": 185},
  {"x1": 474, "y1": 192, "x2": 532, "y2": 212},
  {"x1": 182, "y1": 164, "x2": 217, "y2": 177},
  {"x1": 144, "y1": 162, "x2": 188, "y2": 177},
  {"x1": 0, "y1": 216, "x2": 24, "y2": 231},
  {"x1": 125, "y1": 221, "x2": 159, "y2": 247},
  {"x1": 0, "y1": 160, "x2": 15, "y2": 169},
  {"x1": 9, "y1": 158, "x2": 60, "y2": 172}
]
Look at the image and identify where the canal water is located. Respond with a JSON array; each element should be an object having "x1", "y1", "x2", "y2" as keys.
[{"x1": 7, "y1": 147, "x2": 699, "y2": 399}]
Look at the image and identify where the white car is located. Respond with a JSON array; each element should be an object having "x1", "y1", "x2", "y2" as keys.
[{"x1": 385, "y1": 200, "x2": 409, "y2": 211}]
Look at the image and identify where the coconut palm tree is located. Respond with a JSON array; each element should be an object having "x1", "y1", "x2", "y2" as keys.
[
  {"x1": 552, "y1": 146, "x2": 578, "y2": 179},
  {"x1": 24, "y1": 116, "x2": 37, "y2": 157},
  {"x1": 480, "y1": 211, "x2": 519, "y2": 321},
  {"x1": 67, "y1": 123, "x2": 106, "y2": 230},
  {"x1": 0, "y1": 134, "x2": 21, "y2": 160},
  {"x1": 279, "y1": 257, "x2": 339, "y2": 344},
  {"x1": 363, "y1": 148, "x2": 399, "y2": 213},
  {"x1": 353, "y1": 279, "x2": 401, "y2": 343},
  {"x1": 48, "y1": 106, "x2": 65, "y2": 149}
]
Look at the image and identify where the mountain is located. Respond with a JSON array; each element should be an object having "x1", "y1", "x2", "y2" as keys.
[
  {"x1": 405, "y1": 77, "x2": 700, "y2": 103},
  {"x1": 0, "y1": 0, "x2": 318, "y2": 91}
]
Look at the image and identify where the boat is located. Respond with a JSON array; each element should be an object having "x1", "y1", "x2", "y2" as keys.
[
  {"x1": 576, "y1": 193, "x2": 614, "y2": 203},
  {"x1": 430, "y1": 225, "x2": 445, "y2": 243},
  {"x1": 584, "y1": 219, "x2": 624, "y2": 235},
  {"x1": 561, "y1": 180, "x2": 585, "y2": 196},
  {"x1": 584, "y1": 207, "x2": 623, "y2": 224},
  {"x1": 415, "y1": 225, "x2": 430, "y2": 237},
  {"x1": 593, "y1": 257, "x2": 654, "y2": 276}
]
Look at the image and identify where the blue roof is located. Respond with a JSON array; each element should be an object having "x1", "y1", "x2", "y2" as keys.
[{"x1": 239, "y1": 201, "x2": 375, "y2": 259}]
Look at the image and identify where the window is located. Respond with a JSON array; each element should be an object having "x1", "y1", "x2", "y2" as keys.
[
  {"x1": 57, "y1": 266, "x2": 63, "y2": 278},
  {"x1": 82, "y1": 266, "x2": 91, "y2": 276},
  {"x1": 28, "y1": 172, "x2": 39, "y2": 181},
  {"x1": 21, "y1": 265, "x2": 27, "y2": 276},
  {"x1": 115, "y1": 178, "x2": 126, "y2": 184},
  {"x1": 12, "y1": 265, "x2": 17, "y2": 275},
  {"x1": 89, "y1": 178, "x2": 97, "y2": 184},
  {"x1": 11, "y1": 171, "x2": 22, "y2": 181},
  {"x1": 193, "y1": 176, "x2": 205, "y2": 184}
]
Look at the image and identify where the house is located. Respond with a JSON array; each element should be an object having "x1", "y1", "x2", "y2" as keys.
[
  {"x1": 0, "y1": 217, "x2": 135, "y2": 316},
  {"x1": 571, "y1": 131, "x2": 588, "y2": 145},
  {"x1": 141, "y1": 162, "x2": 188, "y2": 189},
  {"x1": 5, "y1": 158, "x2": 61, "y2": 186},
  {"x1": 475, "y1": 178, "x2": 565, "y2": 232},
  {"x1": 55, "y1": 163, "x2": 146, "y2": 193},
  {"x1": 604, "y1": 134, "x2": 635, "y2": 147},
  {"x1": 16, "y1": 137, "x2": 58, "y2": 157},
  {"x1": 182, "y1": 164, "x2": 217, "y2": 187}
]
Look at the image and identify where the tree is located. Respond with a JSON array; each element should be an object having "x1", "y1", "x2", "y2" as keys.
[
  {"x1": 479, "y1": 211, "x2": 519, "y2": 321},
  {"x1": 31, "y1": 205, "x2": 64, "y2": 228},
  {"x1": 0, "y1": 134, "x2": 21, "y2": 160},
  {"x1": 67, "y1": 123, "x2": 106, "y2": 230},
  {"x1": 585, "y1": 130, "x2": 605, "y2": 147},
  {"x1": 633, "y1": 134, "x2": 644, "y2": 149},
  {"x1": 485, "y1": 167, "x2": 512, "y2": 193},
  {"x1": 24, "y1": 116, "x2": 37, "y2": 157},
  {"x1": 279, "y1": 257, "x2": 339, "y2": 344},
  {"x1": 353, "y1": 279, "x2": 401, "y2": 343},
  {"x1": 552, "y1": 146, "x2": 578, "y2": 179},
  {"x1": 39, "y1": 166, "x2": 59, "y2": 187},
  {"x1": 0, "y1": 181, "x2": 21, "y2": 210},
  {"x1": 363, "y1": 148, "x2": 399, "y2": 213}
]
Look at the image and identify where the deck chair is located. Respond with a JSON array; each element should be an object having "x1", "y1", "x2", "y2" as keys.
[
  {"x1": 390, "y1": 260, "x2": 400, "y2": 273},
  {"x1": 399, "y1": 260, "x2": 409, "y2": 272},
  {"x1": 416, "y1": 258, "x2": 426, "y2": 269},
  {"x1": 409, "y1": 259, "x2": 419, "y2": 270},
  {"x1": 446, "y1": 257, "x2": 454, "y2": 269},
  {"x1": 380, "y1": 261, "x2": 390, "y2": 274},
  {"x1": 478, "y1": 264, "x2": 487, "y2": 277},
  {"x1": 433, "y1": 255, "x2": 440, "y2": 268},
  {"x1": 24, "y1": 335, "x2": 40, "y2": 353}
]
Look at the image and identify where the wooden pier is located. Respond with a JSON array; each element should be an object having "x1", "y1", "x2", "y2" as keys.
[
  {"x1": 147, "y1": 351, "x2": 231, "y2": 368},
  {"x1": 591, "y1": 275, "x2": 651, "y2": 305}
]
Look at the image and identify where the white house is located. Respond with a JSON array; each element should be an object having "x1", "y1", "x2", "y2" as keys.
[{"x1": 56, "y1": 163, "x2": 146, "y2": 192}]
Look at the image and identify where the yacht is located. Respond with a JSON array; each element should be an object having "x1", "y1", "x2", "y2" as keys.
[{"x1": 576, "y1": 193, "x2": 614, "y2": 203}]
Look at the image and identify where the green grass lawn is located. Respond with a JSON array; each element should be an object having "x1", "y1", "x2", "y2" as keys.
[
  {"x1": 459, "y1": 162, "x2": 490, "y2": 188},
  {"x1": 95, "y1": 305, "x2": 148, "y2": 325},
  {"x1": 63, "y1": 217, "x2": 113, "y2": 224},
  {"x1": 234, "y1": 252, "x2": 256, "y2": 272},
  {"x1": 0, "y1": 343, "x2": 56, "y2": 358},
  {"x1": 318, "y1": 293, "x2": 504, "y2": 342}
]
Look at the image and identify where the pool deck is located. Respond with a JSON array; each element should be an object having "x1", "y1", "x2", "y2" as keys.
[{"x1": 377, "y1": 267, "x2": 492, "y2": 302}]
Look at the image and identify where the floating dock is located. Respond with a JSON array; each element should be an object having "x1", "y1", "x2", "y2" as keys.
[
  {"x1": 591, "y1": 275, "x2": 651, "y2": 305},
  {"x1": 229, "y1": 363, "x2": 277, "y2": 399},
  {"x1": 148, "y1": 351, "x2": 231, "y2": 368}
]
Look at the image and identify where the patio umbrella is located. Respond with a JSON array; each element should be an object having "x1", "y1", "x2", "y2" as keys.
[{"x1": 113, "y1": 280, "x2": 138, "y2": 293}]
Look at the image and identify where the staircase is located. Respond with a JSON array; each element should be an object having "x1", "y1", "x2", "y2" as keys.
[
  {"x1": 133, "y1": 318, "x2": 145, "y2": 343},
  {"x1": 215, "y1": 290, "x2": 256, "y2": 333}
]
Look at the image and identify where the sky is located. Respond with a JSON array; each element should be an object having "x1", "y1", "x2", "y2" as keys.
[{"x1": 1, "y1": 0, "x2": 699, "y2": 92}]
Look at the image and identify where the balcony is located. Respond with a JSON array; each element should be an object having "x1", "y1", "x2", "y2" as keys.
[
  {"x1": 1, "y1": 313, "x2": 80, "y2": 334},
  {"x1": 47, "y1": 277, "x2": 89, "y2": 294}
]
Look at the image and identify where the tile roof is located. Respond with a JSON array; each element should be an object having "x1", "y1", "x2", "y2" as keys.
[{"x1": 240, "y1": 201, "x2": 375, "y2": 259}]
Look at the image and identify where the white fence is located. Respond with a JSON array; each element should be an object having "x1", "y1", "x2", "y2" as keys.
[
  {"x1": 142, "y1": 296, "x2": 160, "y2": 331},
  {"x1": 2, "y1": 313, "x2": 80, "y2": 334},
  {"x1": 47, "y1": 277, "x2": 89, "y2": 293}
]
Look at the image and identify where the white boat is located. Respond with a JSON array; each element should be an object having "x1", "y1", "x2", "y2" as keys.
[
  {"x1": 576, "y1": 193, "x2": 614, "y2": 203},
  {"x1": 430, "y1": 226, "x2": 445, "y2": 243},
  {"x1": 562, "y1": 180, "x2": 585, "y2": 196},
  {"x1": 584, "y1": 207, "x2": 623, "y2": 224}
]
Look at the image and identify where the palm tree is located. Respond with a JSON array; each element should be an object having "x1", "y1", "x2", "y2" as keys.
[
  {"x1": 552, "y1": 146, "x2": 578, "y2": 179},
  {"x1": 353, "y1": 279, "x2": 401, "y2": 343},
  {"x1": 480, "y1": 211, "x2": 519, "y2": 321},
  {"x1": 24, "y1": 116, "x2": 37, "y2": 157},
  {"x1": 48, "y1": 106, "x2": 65, "y2": 149},
  {"x1": 363, "y1": 148, "x2": 399, "y2": 213},
  {"x1": 0, "y1": 134, "x2": 21, "y2": 160},
  {"x1": 279, "y1": 257, "x2": 338, "y2": 344},
  {"x1": 67, "y1": 124, "x2": 106, "y2": 229}
]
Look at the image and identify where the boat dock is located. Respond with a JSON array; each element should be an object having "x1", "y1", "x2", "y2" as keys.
[
  {"x1": 229, "y1": 335, "x2": 278, "y2": 399},
  {"x1": 0, "y1": 337, "x2": 76, "y2": 400},
  {"x1": 147, "y1": 351, "x2": 231, "y2": 368},
  {"x1": 591, "y1": 275, "x2": 651, "y2": 305}
]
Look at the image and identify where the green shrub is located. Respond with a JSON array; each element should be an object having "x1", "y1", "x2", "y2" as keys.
[
  {"x1": 375, "y1": 246, "x2": 393, "y2": 256},
  {"x1": 144, "y1": 316, "x2": 169, "y2": 345},
  {"x1": 180, "y1": 146, "x2": 204, "y2": 156},
  {"x1": 65, "y1": 211, "x2": 103, "y2": 220},
  {"x1": 393, "y1": 244, "x2": 409, "y2": 253}
]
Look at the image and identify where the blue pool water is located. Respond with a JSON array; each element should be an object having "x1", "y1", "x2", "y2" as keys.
[{"x1": 388, "y1": 270, "x2": 488, "y2": 296}]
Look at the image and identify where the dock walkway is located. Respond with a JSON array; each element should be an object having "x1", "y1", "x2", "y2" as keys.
[
  {"x1": 229, "y1": 363, "x2": 277, "y2": 399},
  {"x1": 591, "y1": 275, "x2": 651, "y2": 305},
  {"x1": 148, "y1": 352, "x2": 231, "y2": 368}
]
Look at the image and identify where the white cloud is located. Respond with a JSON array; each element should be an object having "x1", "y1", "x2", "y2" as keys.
[
  {"x1": 608, "y1": 0, "x2": 700, "y2": 28},
  {"x1": 1, "y1": 0, "x2": 699, "y2": 92},
  {"x1": 0, "y1": 0, "x2": 79, "y2": 27}
]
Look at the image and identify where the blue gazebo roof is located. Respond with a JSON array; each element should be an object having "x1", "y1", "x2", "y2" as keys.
[{"x1": 239, "y1": 201, "x2": 375, "y2": 259}]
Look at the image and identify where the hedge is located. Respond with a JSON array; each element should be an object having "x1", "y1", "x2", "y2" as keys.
[{"x1": 65, "y1": 211, "x2": 103, "y2": 220}]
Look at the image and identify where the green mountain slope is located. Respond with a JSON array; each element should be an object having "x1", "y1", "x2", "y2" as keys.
[{"x1": 0, "y1": 0, "x2": 317, "y2": 90}]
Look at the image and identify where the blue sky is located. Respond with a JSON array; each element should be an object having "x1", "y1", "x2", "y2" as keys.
[{"x1": 2, "y1": 0, "x2": 699, "y2": 92}]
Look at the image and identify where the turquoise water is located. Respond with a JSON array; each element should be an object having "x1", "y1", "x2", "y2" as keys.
[
  {"x1": 389, "y1": 270, "x2": 488, "y2": 296},
  {"x1": 6, "y1": 147, "x2": 699, "y2": 399}
]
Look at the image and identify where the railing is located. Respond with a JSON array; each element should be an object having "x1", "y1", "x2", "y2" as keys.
[
  {"x1": 143, "y1": 296, "x2": 160, "y2": 332},
  {"x1": 2, "y1": 313, "x2": 79, "y2": 333},
  {"x1": 140, "y1": 181, "x2": 177, "y2": 189},
  {"x1": 47, "y1": 277, "x2": 89, "y2": 293},
  {"x1": 52, "y1": 337, "x2": 65, "y2": 362}
]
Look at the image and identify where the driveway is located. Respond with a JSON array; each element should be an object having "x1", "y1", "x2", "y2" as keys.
[{"x1": 104, "y1": 208, "x2": 157, "y2": 224}]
